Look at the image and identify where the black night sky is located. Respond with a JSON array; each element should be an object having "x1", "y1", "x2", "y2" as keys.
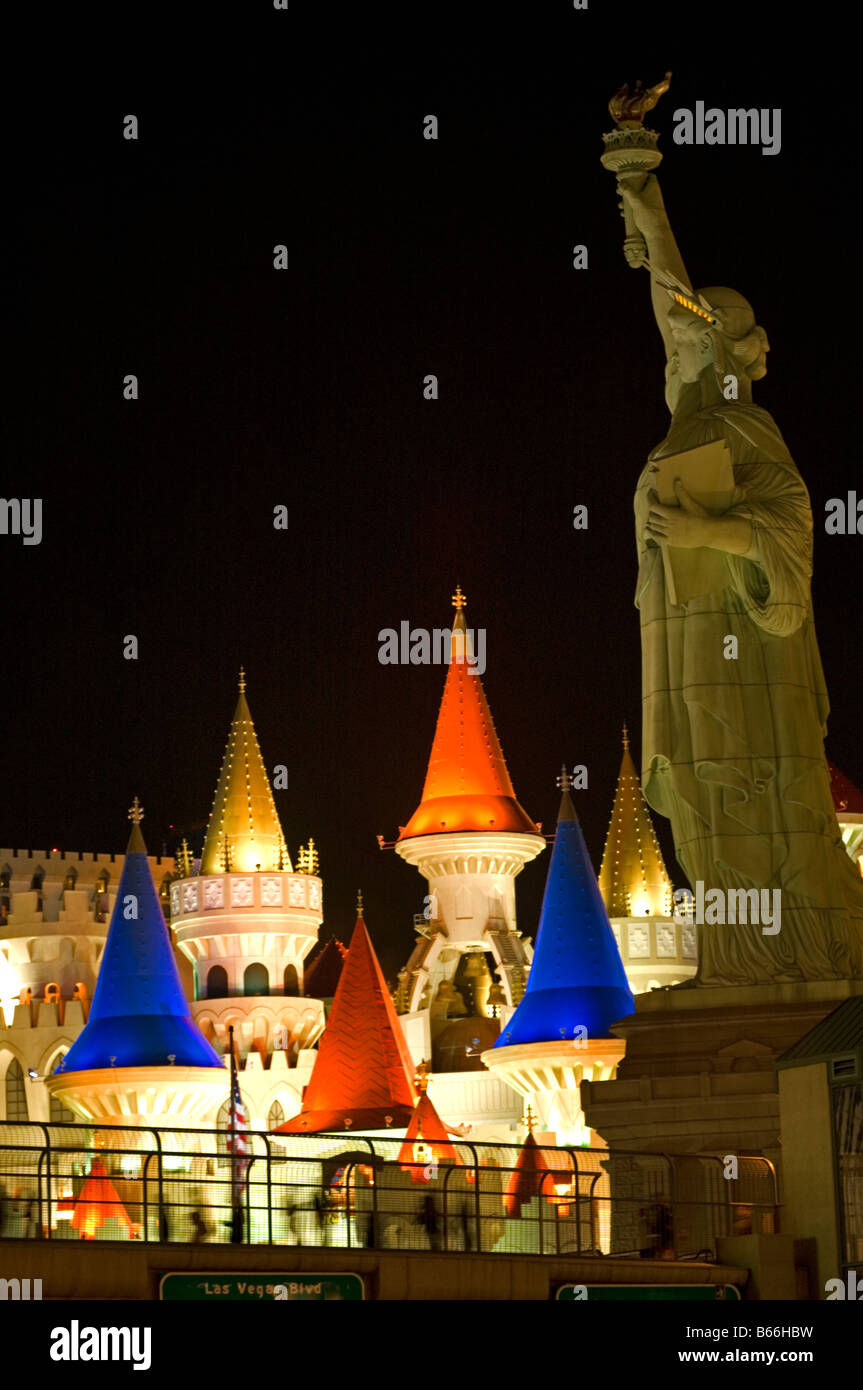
[{"x1": 3, "y1": 5, "x2": 860, "y2": 976}]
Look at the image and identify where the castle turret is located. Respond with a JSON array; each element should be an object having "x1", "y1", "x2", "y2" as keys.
[
  {"x1": 397, "y1": 1079, "x2": 462, "y2": 1181},
  {"x1": 598, "y1": 724, "x2": 694, "y2": 993},
  {"x1": 168, "y1": 671, "x2": 325, "y2": 1081},
  {"x1": 483, "y1": 768, "x2": 632, "y2": 1146},
  {"x1": 199, "y1": 668, "x2": 290, "y2": 877},
  {"x1": 0, "y1": 844, "x2": 178, "y2": 1123},
  {"x1": 395, "y1": 587, "x2": 545, "y2": 1012},
  {"x1": 392, "y1": 587, "x2": 543, "y2": 1137},
  {"x1": 276, "y1": 898, "x2": 418, "y2": 1133},
  {"x1": 45, "y1": 800, "x2": 226, "y2": 1126}
]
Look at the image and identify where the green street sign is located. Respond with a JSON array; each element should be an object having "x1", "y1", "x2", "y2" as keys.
[
  {"x1": 556, "y1": 1284, "x2": 741, "y2": 1301},
  {"x1": 159, "y1": 1273, "x2": 364, "y2": 1301}
]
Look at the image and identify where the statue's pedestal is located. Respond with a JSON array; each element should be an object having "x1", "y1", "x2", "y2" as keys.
[{"x1": 581, "y1": 979, "x2": 863, "y2": 1168}]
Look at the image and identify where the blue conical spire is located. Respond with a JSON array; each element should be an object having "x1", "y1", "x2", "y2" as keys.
[
  {"x1": 58, "y1": 800, "x2": 223, "y2": 1072},
  {"x1": 496, "y1": 767, "x2": 633, "y2": 1046}
]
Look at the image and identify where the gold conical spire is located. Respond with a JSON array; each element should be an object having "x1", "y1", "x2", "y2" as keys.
[
  {"x1": 598, "y1": 724, "x2": 672, "y2": 918},
  {"x1": 200, "y1": 672, "x2": 291, "y2": 875}
]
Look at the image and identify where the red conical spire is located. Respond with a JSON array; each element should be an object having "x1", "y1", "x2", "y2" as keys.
[
  {"x1": 397, "y1": 1090, "x2": 462, "y2": 1182},
  {"x1": 398, "y1": 587, "x2": 540, "y2": 840},
  {"x1": 71, "y1": 1159, "x2": 135, "y2": 1240},
  {"x1": 276, "y1": 905, "x2": 417, "y2": 1133},
  {"x1": 502, "y1": 1131, "x2": 553, "y2": 1218}
]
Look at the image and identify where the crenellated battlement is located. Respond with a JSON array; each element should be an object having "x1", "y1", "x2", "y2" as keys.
[
  {"x1": 0, "y1": 849, "x2": 177, "y2": 933},
  {"x1": 0, "y1": 997, "x2": 89, "y2": 1032},
  {"x1": 0, "y1": 848, "x2": 176, "y2": 870}
]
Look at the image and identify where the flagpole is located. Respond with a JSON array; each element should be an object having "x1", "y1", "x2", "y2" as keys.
[{"x1": 228, "y1": 1024, "x2": 240, "y2": 1242}]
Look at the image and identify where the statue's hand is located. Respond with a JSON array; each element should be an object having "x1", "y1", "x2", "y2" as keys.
[
  {"x1": 617, "y1": 173, "x2": 665, "y2": 234},
  {"x1": 645, "y1": 481, "x2": 712, "y2": 550}
]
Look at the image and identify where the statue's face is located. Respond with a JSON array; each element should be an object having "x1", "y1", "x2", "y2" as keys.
[{"x1": 668, "y1": 304, "x2": 713, "y2": 382}]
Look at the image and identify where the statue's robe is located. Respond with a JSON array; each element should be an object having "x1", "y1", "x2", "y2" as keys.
[{"x1": 635, "y1": 397, "x2": 863, "y2": 984}]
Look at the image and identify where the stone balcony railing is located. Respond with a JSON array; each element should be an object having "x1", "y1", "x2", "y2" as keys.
[{"x1": 169, "y1": 872, "x2": 322, "y2": 924}]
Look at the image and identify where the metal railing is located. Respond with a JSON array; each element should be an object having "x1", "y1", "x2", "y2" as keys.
[{"x1": 0, "y1": 1121, "x2": 778, "y2": 1260}]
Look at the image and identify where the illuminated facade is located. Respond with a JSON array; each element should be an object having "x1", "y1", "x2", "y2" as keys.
[{"x1": 3, "y1": 629, "x2": 863, "y2": 1155}]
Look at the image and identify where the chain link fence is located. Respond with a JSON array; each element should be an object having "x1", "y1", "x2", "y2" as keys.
[{"x1": 0, "y1": 1121, "x2": 778, "y2": 1260}]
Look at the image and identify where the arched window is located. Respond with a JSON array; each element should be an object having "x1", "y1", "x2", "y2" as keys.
[
  {"x1": 244, "y1": 963, "x2": 269, "y2": 997},
  {"x1": 217, "y1": 1092, "x2": 250, "y2": 1130},
  {"x1": 268, "y1": 1100, "x2": 285, "y2": 1129},
  {"x1": 1, "y1": 864, "x2": 12, "y2": 917},
  {"x1": 207, "y1": 965, "x2": 229, "y2": 999},
  {"x1": 283, "y1": 965, "x2": 299, "y2": 997},
  {"x1": 63, "y1": 866, "x2": 78, "y2": 893},
  {"x1": 4, "y1": 1059, "x2": 28, "y2": 1122}
]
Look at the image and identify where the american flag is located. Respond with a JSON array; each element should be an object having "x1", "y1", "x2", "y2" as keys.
[{"x1": 226, "y1": 1057, "x2": 250, "y2": 1198}]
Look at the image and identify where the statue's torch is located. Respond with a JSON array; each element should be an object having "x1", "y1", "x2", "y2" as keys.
[{"x1": 601, "y1": 72, "x2": 672, "y2": 268}]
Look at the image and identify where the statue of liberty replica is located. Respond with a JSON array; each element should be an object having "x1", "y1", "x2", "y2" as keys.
[{"x1": 602, "y1": 75, "x2": 863, "y2": 988}]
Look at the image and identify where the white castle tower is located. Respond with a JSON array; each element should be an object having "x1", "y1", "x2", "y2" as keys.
[
  {"x1": 45, "y1": 799, "x2": 227, "y2": 1129},
  {"x1": 393, "y1": 588, "x2": 546, "y2": 1136},
  {"x1": 167, "y1": 671, "x2": 325, "y2": 1126}
]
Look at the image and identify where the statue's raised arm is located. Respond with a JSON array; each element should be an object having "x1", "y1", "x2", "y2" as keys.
[
  {"x1": 600, "y1": 72, "x2": 690, "y2": 363},
  {"x1": 617, "y1": 174, "x2": 692, "y2": 362}
]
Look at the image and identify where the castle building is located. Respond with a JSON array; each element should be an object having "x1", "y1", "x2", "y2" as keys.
[{"x1": 8, "y1": 639, "x2": 863, "y2": 1176}]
